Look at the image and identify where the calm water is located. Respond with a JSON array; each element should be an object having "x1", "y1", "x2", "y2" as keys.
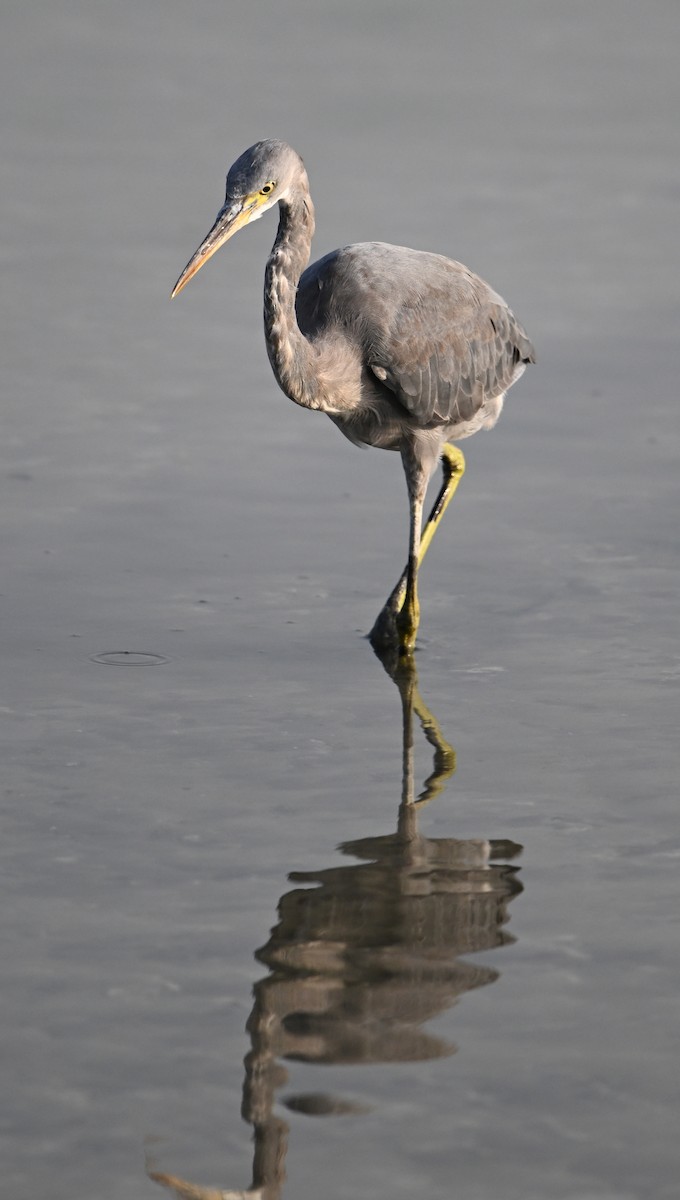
[{"x1": 2, "y1": 3, "x2": 679, "y2": 1198}]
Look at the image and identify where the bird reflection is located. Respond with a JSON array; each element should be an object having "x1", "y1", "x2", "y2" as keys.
[{"x1": 148, "y1": 654, "x2": 523, "y2": 1200}]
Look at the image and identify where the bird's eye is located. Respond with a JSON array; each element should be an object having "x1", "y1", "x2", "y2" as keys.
[{"x1": 260, "y1": 182, "x2": 276, "y2": 196}]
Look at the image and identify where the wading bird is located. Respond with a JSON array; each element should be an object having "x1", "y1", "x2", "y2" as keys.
[{"x1": 172, "y1": 140, "x2": 534, "y2": 654}]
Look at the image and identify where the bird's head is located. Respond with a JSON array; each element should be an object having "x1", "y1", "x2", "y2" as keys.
[{"x1": 171, "y1": 140, "x2": 306, "y2": 298}]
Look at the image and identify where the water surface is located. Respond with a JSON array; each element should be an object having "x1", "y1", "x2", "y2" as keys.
[{"x1": 2, "y1": 3, "x2": 679, "y2": 1198}]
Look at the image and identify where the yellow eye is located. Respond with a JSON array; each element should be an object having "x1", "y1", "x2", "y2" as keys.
[{"x1": 260, "y1": 182, "x2": 276, "y2": 196}]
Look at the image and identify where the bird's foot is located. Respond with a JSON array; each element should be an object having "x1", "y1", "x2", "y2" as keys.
[
  {"x1": 395, "y1": 607, "x2": 418, "y2": 656},
  {"x1": 369, "y1": 573, "x2": 406, "y2": 651},
  {"x1": 369, "y1": 602, "x2": 401, "y2": 654},
  {"x1": 369, "y1": 598, "x2": 418, "y2": 661}
]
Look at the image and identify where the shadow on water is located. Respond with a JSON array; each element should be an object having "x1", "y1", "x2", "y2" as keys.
[{"x1": 147, "y1": 651, "x2": 523, "y2": 1200}]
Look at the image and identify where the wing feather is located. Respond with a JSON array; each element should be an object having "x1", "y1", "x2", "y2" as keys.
[
  {"x1": 370, "y1": 289, "x2": 534, "y2": 427},
  {"x1": 297, "y1": 242, "x2": 535, "y2": 429}
]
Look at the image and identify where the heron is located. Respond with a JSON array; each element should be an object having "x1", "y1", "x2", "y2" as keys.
[{"x1": 172, "y1": 139, "x2": 534, "y2": 654}]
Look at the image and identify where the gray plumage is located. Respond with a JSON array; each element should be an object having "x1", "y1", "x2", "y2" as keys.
[{"x1": 172, "y1": 139, "x2": 535, "y2": 653}]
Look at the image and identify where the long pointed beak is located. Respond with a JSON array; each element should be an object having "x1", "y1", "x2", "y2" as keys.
[{"x1": 171, "y1": 201, "x2": 252, "y2": 298}]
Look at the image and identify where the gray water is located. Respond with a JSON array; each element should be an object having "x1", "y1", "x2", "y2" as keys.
[{"x1": 2, "y1": 2, "x2": 679, "y2": 1197}]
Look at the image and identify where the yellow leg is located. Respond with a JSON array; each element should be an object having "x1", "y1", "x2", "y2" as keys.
[
  {"x1": 418, "y1": 443, "x2": 466, "y2": 566},
  {"x1": 395, "y1": 487, "x2": 424, "y2": 654},
  {"x1": 370, "y1": 444, "x2": 466, "y2": 653}
]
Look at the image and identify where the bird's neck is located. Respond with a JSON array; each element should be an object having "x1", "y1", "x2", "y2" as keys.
[{"x1": 264, "y1": 189, "x2": 322, "y2": 409}]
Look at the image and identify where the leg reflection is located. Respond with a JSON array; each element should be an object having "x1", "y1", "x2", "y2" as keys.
[{"x1": 148, "y1": 656, "x2": 522, "y2": 1200}]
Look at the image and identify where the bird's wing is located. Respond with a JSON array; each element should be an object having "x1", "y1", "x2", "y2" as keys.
[
  {"x1": 298, "y1": 243, "x2": 535, "y2": 428},
  {"x1": 367, "y1": 269, "x2": 535, "y2": 427}
]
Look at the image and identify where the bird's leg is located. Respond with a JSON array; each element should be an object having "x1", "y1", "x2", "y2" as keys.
[
  {"x1": 395, "y1": 487, "x2": 425, "y2": 654},
  {"x1": 418, "y1": 443, "x2": 466, "y2": 562},
  {"x1": 369, "y1": 444, "x2": 465, "y2": 653}
]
